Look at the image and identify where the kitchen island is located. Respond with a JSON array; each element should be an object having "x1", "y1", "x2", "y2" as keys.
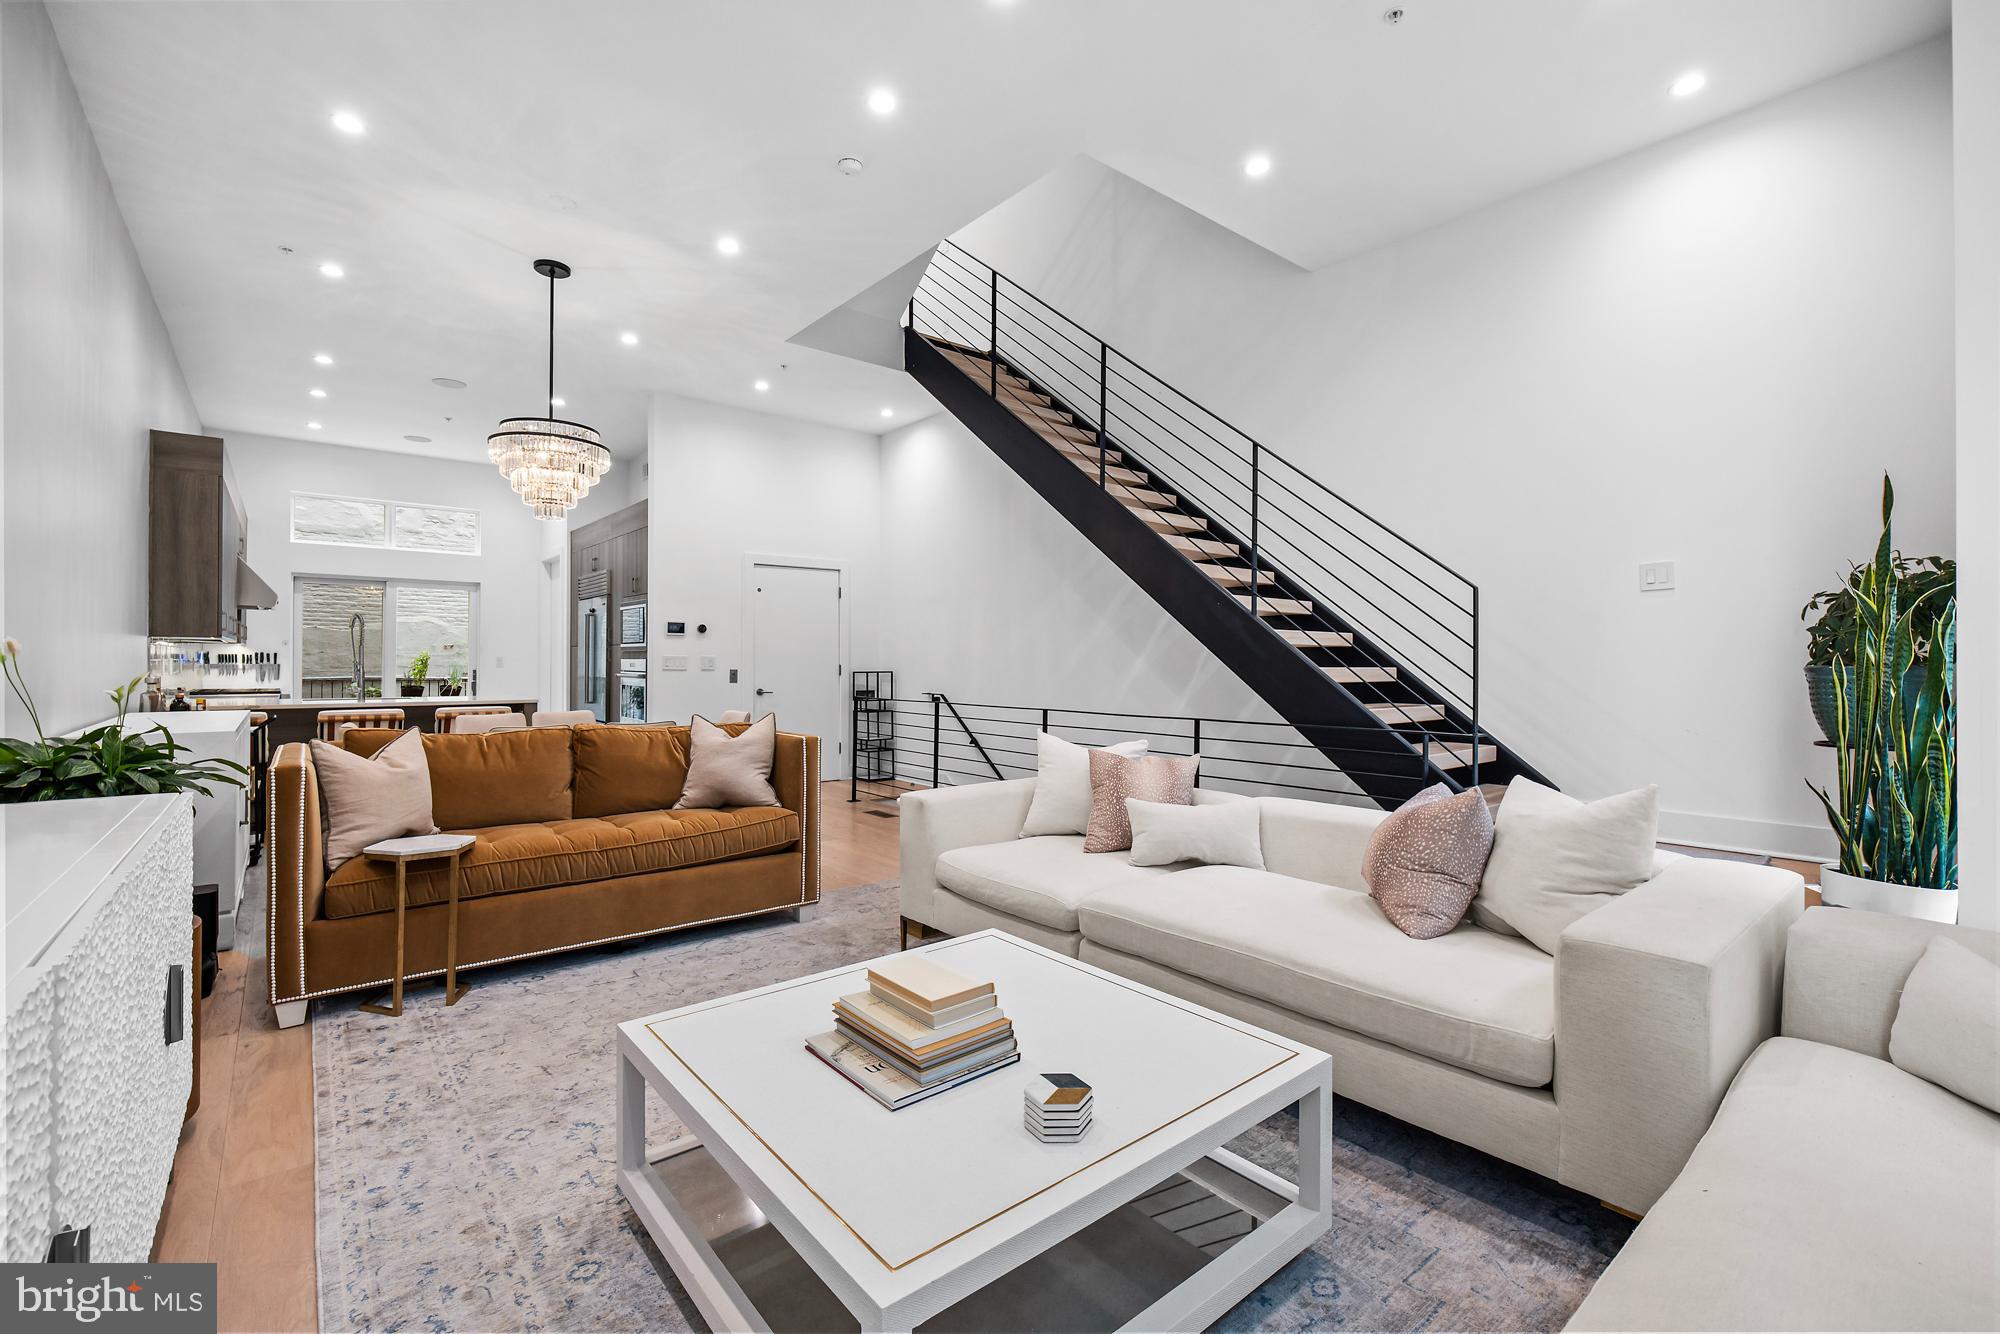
[{"x1": 152, "y1": 697, "x2": 542, "y2": 748}]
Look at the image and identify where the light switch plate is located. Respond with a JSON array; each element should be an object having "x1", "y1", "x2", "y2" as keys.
[
  {"x1": 1639, "y1": 560, "x2": 1676, "y2": 592},
  {"x1": 662, "y1": 655, "x2": 689, "y2": 671},
  {"x1": 700, "y1": 656, "x2": 716, "y2": 671}
]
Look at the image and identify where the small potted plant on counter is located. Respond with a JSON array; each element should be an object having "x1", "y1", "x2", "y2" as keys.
[
  {"x1": 1808, "y1": 477, "x2": 1956, "y2": 921},
  {"x1": 442, "y1": 663, "x2": 465, "y2": 697},
  {"x1": 0, "y1": 640, "x2": 248, "y2": 802},
  {"x1": 400, "y1": 651, "x2": 431, "y2": 698}
]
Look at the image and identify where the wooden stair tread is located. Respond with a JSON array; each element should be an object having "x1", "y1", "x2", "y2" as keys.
[
  {"x1": 1366, "y1": 703, "x2": 1448, "y2": 726},
  {"x1": 1275, "y1": 628, "x2": 1353, "y2": 649},
  {"x1": 1052, "y1": 438, "x2": 1123, "y2": 466},
  {"x1": 1130, "y1": 507, "x2": 1205, "y2": 532},
  {"x1": 1165, "y1": 533, "x2": 1240, "y2": 560},
  {"x1": 1197, "y1": 565, "x2": 1278, "y2": 588},
  {"x1": 1323, "y1": 665, "x2": 1397, "y2": 684},
  {"x1": 1066, "y1": 455, "x2": 1148, "y2": 486},
  {"x1": 1237, "y1": 594, "x2": 1312, "y2": 617},
  {"x1": 1427, "y1": 741, "x2": 1499, "y2": 770},
  {"x1": 1118, "y1": 486, "x2": 1178, "y2": 510}
]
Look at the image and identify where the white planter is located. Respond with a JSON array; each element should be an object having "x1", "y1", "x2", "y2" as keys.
[{"x1": 1818, "y1": 867, "x2": 1959, "y2": 923}]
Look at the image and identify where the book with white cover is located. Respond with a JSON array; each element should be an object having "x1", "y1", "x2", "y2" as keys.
[
  {"x1": 836, "y1": 991, "x2": 1008, "y2": 1046},
  {"x1": 806, "y1": 1030, "x2": 1020, "y2": 1111},
  {"x1": 866, "y1": 954, "x2": 995, "y2": 1011},
  {"x1": 836, "y1": 1023, "x2": 1021, "y2": 1086},
  {"x1": 873, "y1": 986, "x2": 998, "y2": 1029}
]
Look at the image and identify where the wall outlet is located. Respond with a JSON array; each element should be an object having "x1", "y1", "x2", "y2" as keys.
[
  {"x1": 662, "y1": 655, "x2": 689, "y2": 671},
  {"x1": 1639, "y1": 560, "x2": 1676, "y2": 592},
  {"x1": 700, "y1": 656, "x2": 716, "y2": 671}
]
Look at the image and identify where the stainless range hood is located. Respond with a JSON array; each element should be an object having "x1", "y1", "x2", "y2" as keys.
[{"x1": 235, "y1": 557, "x2": 278, "y2": 610}]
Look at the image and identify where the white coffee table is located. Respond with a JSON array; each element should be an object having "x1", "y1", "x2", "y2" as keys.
[{"x1": 616, "y1": 929, "x2": 1332, "y2": 1333}]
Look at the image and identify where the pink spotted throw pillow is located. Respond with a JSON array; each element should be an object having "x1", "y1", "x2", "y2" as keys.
[
  {"x1": 1362, "y1": 783, "x2": 1495, "y2": 939},
  {"x1": 1083, "y1": 749, "x2": 1199, "y2": 853}
]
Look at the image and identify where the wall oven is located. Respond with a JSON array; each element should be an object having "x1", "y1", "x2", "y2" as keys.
[{"x1": 617, "y1": 657, "x2": 646, "y2": 724}]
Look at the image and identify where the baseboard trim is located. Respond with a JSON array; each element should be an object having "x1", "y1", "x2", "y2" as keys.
[{"x1": 1657, "y1": 808, "x2": 1834, "y2": 865}]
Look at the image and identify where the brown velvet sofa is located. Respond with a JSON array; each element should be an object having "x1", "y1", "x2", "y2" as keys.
[{"x1": 265, "y1": 723, "x2": 820, "y2": 1026}]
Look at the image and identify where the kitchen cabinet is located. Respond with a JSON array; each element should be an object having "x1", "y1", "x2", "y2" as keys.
[
  {"x1": 570, "y1": 501, "x2": 648, "y2": 718},
  {"x1": 148, "y1": 431, "x2": 276, "y2": 642}
]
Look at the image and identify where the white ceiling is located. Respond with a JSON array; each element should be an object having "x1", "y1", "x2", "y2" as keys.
[{"x1": 49, "y1": 0, "x2": 1947, "y2": 463}]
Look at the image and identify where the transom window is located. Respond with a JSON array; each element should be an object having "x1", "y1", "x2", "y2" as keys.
[{"x1": 291, "y1": 491, "x2": 480, "y2": 555}]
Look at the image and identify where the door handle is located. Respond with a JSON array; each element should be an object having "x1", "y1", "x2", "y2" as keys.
[{"x1": 754, "y1": 688, "x2": 772, "y2": 697}]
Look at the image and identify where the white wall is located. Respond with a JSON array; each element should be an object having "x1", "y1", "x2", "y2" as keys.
[
  {"x1": 645, "y1": 394, "x2": 882, "y2": 748},
  {"x1": 1, "y1": 2, "x2": 201, "y2": 736},
  {"x1": 950, "y1": 39, "x2": 1956, "y2": 857},
  {"x1": 226, "y1": 432, "x2": 550, "y2": 703},
  {"x1": 1955, "y1": 4, "x2": 1999, "y2": 930}
]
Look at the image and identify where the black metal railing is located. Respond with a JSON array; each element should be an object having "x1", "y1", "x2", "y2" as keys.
[
  {"x1": 851, "y1": 693, "x2": 1490, "y2": 807},
  {"x1": 908, "y1": 239, "x2": 1482, "y2": 778}
]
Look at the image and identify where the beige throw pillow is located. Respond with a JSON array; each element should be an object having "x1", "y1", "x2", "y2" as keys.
[
  {"x1": 1083, "y1": 750, "x2": 1199, "y2": 853},
  {"x1": 1472, "y1": 776, "x2": 1657, "y2": 954},
  {"x1": 675, "y1": 713, "x2": 781, "y2": 809},
  {"x1": 1020, "y1": 733, "x2": 1148, "y2": 837},
  {"x1": 309, "y1": 728, "x2": 438, "y2": 871},
  {"x1": 1889, "y1": 935, "x2": 2000, "y2": 1115},
  {"x1": 1126, "y1": 797, "x2": 1264, "y2": 869},
  {"x1": 1362, "y1": 783, "x2": 1495, "y2": 939}
]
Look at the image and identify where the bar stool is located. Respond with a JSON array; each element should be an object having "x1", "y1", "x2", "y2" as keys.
[
  {"x1": 452, "y1": 712, "x2": 526, "y2": 735},
  {"x1": 435, "y1": 705, "x2": 513, "y2": 734},
  {"x1": 315, "y1": 707, "x2": 406, "y2": 742}
]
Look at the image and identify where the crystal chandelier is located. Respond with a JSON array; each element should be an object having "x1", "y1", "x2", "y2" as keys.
[{"x1": 488, "y1": 258, "x2": 611, "y2": 519}]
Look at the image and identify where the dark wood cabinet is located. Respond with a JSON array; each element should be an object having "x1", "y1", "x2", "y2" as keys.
[
  {"x1": 149, "y1": 431, "x2": 247, "y2": 642},
  {"x1": 570, "y1": 501, "x2": 648, "y2": 714}
]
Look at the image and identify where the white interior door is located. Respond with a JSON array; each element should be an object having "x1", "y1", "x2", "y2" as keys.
[{"x1": 750, "y1": 562, "x2": 842, "y2": 782}]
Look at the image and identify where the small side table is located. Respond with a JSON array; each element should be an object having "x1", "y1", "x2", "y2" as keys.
[{"x1": 358, "y1": 833, "x2": 476, "y2": 1017}]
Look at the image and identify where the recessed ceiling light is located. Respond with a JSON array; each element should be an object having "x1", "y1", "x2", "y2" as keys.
[
  {"x1": 308, "y1": 388, "x2": 327, "y2": 398},
  {"x1": 1670, "y1": 70, "x2": 1708, "y2": 98},
  {"x1": 313, "y1": 353, "x2": 333, "y2": 366},
  {"x1": 318, "y1": 262, "x2": 344, "y2": 279},
  {"x1": 867, "y1": 86, "x2": 898, "y2": 116},
  {"x1": 880, "y1": 407, "x2": 895, "y2": 418},
  {"x1": 1243, "y1": 153, "x2": 1273, "y2": 178},
  {"x1": 431, "y1": 376, "x2": 467, "y2": 389},
  {"x1": 307, "y1": 421, "x2": 322, "y2": 430},
  {"x1": 330, "y1": 110, "x2": 366, "y2": 136},
  {"x1": 754, "y1": 379, "x2": 770, "y2": 392},
  {"x1": 403, "y1": 434, "x2": 432, "y2": 444},
  {"x1": 550, "y1": 396, "x2": 566, "y2": 408},
  {"x1": 715, "y1": 235, "x2": 741, "y2": 256},
  {"x1": 619, "y1": 331, "x2": 640, "y2": 346}
]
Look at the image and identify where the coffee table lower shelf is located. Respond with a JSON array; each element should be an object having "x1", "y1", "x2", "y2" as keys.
[{"x1": 619, "y1": 1128, "x2": 1323, "y2": 1334}]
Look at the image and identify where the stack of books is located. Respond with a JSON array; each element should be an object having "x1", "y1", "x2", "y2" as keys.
[{"x1": 806, "y1": 955, "x2": 1018, "y2": 1110}]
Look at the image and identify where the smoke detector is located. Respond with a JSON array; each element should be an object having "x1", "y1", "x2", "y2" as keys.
[{"x1": 837, "y1": 156, "x2": 864, "y2": 177}]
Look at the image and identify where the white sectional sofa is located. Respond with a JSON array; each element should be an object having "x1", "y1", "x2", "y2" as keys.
[
  {"x1": 1568, "y1": 907, "x2": 2000, "y2": 1332},
  {"x1": 899, "y1": 778, "x2": 1806, "y2": 1216}
]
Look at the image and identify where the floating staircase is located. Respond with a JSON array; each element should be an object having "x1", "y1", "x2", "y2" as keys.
[{"x1": 906, "y1": 241, "x2": 1551, "y2": 805}]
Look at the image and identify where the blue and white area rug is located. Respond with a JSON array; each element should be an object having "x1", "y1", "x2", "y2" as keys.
[{"x1": 305, "y1": 882, "x2": 1630, "y2": 1332}]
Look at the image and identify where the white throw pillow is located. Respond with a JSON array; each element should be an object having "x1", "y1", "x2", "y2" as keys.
[
  {"x1": 1470, "y1": 776, "x2": 1658, "y2": 954},
  {"x1": 1020, "y1": 732, "x2": 1147, "y2": 837},
  {"x1": 1890, "y1": 935, "x2": 2000, "y2": 1115},
  {"x1": 1126, "y1": 797, "x2": 1264, "y2": 869}
]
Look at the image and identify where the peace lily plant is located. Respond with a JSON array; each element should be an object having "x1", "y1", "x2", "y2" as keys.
[
  {"x1": 1806, "y1": 478, "x2": 1957, "y2": 921},
  {"x1": 0, "y1": 639, "x2": 248, "y2": 803}
]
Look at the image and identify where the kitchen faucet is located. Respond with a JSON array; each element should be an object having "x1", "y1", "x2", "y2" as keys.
[{"x1": 349, "y1": 613, "x2": 366, "y2": 700}]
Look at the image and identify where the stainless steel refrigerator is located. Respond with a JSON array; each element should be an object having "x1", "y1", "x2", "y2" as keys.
[{"x1": 575, "y1": 572, "x2": 610, "y2": 723}]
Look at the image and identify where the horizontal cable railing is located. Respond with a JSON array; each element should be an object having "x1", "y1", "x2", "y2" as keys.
[
  {"x1": 908, "y1": 239, "x2": 1482, "y2": 775},
  {"x1": 851, "y1": 694, "x2": 1490, "y2": 806}
]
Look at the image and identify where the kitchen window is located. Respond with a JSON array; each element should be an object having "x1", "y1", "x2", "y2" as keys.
[
  {"x1": 295, "y1": 576, "x2": 478, "y2": 699},
  {"x1": 291, "y1": 491, "x2": 481, "y2": 555}
]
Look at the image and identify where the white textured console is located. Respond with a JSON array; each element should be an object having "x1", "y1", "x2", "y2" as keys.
[{"x1": 3, "y1": 794, "x2": 195, "y2": 1262}]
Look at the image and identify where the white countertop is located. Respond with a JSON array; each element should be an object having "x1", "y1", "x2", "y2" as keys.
[
  {"x1": 4, "y1": 794, "x2": 188, "y2": 1008},
  {"x1": 118, "y1": 710, "x2": 251, "y2": 735}
]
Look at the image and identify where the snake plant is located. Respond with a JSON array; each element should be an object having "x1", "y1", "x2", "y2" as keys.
[{"x1": 1808, "y1": 477, "x2": 1956, "y2": 890}]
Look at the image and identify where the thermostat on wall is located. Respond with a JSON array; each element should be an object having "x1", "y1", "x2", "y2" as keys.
[{"x1": 664, "y1": 621, "x2": 686, "y2": 636}]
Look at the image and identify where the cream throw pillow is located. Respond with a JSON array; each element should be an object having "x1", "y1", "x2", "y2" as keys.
[
  {"x1": 675, "y1": 713, "x2": 781, "y2": 808},
  {"x1": 1890, "y1": 936, "x2": 2000, "y2": 1115},
  {"x1": 1471, "y1": 776, "x2": 1657, "y2": 954},
  {"x1": 309, "y1": 728, "x2": 438, "y2": 871},
  {"x1": 1020, "y1": 732, "x2": 1148, "y2": 837},
  {"x1": 1126, "y1": 797, "x2": 1264, "y2": 869}
]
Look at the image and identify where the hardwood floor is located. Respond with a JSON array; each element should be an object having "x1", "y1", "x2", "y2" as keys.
[
  {"x1": 156, "y1": 780, "x2": 898, "y2": 1332},
  {"x1": 153, "y1": 779, "x2": 1819, "y2": 1330}
]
